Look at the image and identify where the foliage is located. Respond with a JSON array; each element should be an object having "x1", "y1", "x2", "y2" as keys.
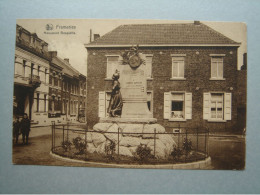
[
  {"x1": 72, "y1": 137, "x2": 86, "y2": 155},
  {"x1": 136, "y1": 144, "x2": 152, "y2": 162},
  {"x1": 105, "y1": 140, "x2": 116, "y2": 160},
  {"x1": 170, "y1": 146, "x2": 183, "y2": 160},
  {"x1": 183, "y1": 138, "x2": 192, "y2": 153},
  {"x1": 61, "y1": 140, "x2": 72, "y2": 152}
]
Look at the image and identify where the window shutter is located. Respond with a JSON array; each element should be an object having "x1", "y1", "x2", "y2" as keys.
[
  {"x1": 224, "y1": 93, "x2": 232, "y2": 120},
  {"x1": 203, "y1": 93, "x2": 211, "y2": 120},
  {"x1": 164, "y1": 92, "x2": 171, "y2": 119},
  {"x1": 185, "y1": 92, "x2": 192, "y2": 119},
  {"x1": 98, "y1": 91, "x2": 106, "y2": 118}
]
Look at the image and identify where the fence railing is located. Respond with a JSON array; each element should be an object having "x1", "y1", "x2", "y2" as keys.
[{"x1": 51, "y1": 122, "x2": 209, "y2": 164}]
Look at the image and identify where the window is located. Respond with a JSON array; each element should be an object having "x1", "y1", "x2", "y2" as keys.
[
  {"x1": 172, "y1": 56, "x2": 185, "y2": 79},
  {"x1": 147, "y1": 91, "x2": 153, "y2": 114},
  {"x1": 164, "y1": 92, "x2": 192, "y2": 121},
  {"x1": 31, "y1": 63, "x2": 34, "y2": 76},
  {"x1": 106, "y1": 56, "x2": 119, "y2": 79},
  {"x1": 145, "y1": 55, "x2": 153, "y2": 78},
  {"x1": 211, "y1": 57, "x2": 223, "y2": 79},
  {"x1": 44, "y1": 69, "x2": 47, "y2": 83},
  {"x1": 171, "y1": 93, "x2": 184, "y2": 119},
  {"x1": 210, "y1": 94, "x2": 223, "y2": 119},
  {"x1": 52, "y1": 96, "x2": 55, "y2": 112},
  {"x1": 44, "y1": 94, "x2": 47, "y2": 112},
  {"x1": 36, "y1": 93, "x2": 40, "y2": 112},
  {"x1": 38, "y1": 65, "x2": 40, "y2": 76},
  {"x1": 203, "y1": 92, "x2": 232, "y2": 121},
  {"x1": 23, "y1": 60, "x2": 26, "y2": 77}
]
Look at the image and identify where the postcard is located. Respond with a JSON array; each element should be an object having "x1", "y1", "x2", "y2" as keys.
[{"x1": 12, "y1": 19, "x2": 247, "y2": 170}]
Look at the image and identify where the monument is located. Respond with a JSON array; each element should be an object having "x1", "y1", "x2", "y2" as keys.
[{"x1": 87, "y1": 45, "x2": 176, "y2": 159}]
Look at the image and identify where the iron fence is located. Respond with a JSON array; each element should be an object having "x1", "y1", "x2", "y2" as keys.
[{"x1": 51, "y1": 122, "x2": 209, "y2": 164}]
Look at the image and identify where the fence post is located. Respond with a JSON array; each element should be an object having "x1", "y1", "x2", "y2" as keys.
[
  {"x1": 205, "y1": 128, "x2": 207, "y2": 157},
  {"x1": 207, "y1": 129, "x2": 210, "y2": 157},
  {"x1": 62, "y1": 125, "x2": 65, "y2": 144},
  {"x1": 154, "y1": 129, "x2": 156, "y2": 157},
  {"x1": 117, "y1": 127, "x2": 120, "y2": 162},
  {"x1": 85, "y1": 126, "x2": 87, "y2": 160},
  {"x1": 67, "y1": 122, "x2": 69, "y2": 142},
  {"x1": 53, "y1": 121, "x2": 55, "y2": 152},
  {"x1": 196, "y1": 127, "x2": 199, "y2": 161},
  {"x1": 51, "y1": 121, "x2": 54, "y2": 152},
  {"x1": 185, "y1": 128, "x2": 188, "y2": 163}
]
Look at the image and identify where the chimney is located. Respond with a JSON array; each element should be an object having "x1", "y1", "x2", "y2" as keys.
[
  {"x1": 194, "y1": 21, "x2": 200, "y2": 25},
  {"x1": 64, "y1": 58, "x2": 69, "y2": 63},
  {"x1": 94, "y1": 34, "x2": 100, "y2": 41},
  {"x1": 49, "y1": 51, "x2": 57, "y2": 58}
]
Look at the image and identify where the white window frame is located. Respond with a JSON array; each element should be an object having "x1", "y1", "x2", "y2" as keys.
[
  {"x1": 210, "y1": 54, "x2": 225, "y2": 80},
  {"x1": 106, "y1": 55, "x2": 119, "y2": 79},
  {"x1": 210, "y1": 93, "x2": 224, "y2": 120},
  {"x1": 171, "y1": 54, "x2": 186, "y2": 80},
  {"x1": 203, "y1": 92, "x2": 232, "y2": 122},
  {"x1": 164, "y1": 91, "x2": 192, "y2": 121}
]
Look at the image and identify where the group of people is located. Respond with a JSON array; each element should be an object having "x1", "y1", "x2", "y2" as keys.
[{"x1": 13, "y1": 113, "x2": 31, "y2": 144}]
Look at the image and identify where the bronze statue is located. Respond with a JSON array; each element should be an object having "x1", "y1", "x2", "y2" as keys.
[{"x1": 107, "y1": 70, "x2": 123, "y2": 117}]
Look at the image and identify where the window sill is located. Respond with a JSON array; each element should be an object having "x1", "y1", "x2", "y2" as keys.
[
  {"x1": 210, "y1": 78, "x2": 226, "y2": 81},
  {"x1": 170, "y1": 78, "x2": 186, "y2": 81},
  {"x1": 147, "y1": 78, "x2": 153, "y2": 81},
  {"x1": 168, "y1": 118, "x2": 187, "y2": 122},
  {"x1": 104, "y1": 78, "x2": 113, "y2": 81},
  {"x1": 207, "y1": 119, "x2": 227, "y2": 123}
]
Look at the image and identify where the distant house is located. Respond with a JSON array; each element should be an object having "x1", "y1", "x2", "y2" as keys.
[
  {"x1": 49, "y1": 51, "x2": 87, "y2": 124},
  {"x1": 85, "y1": 21, "x2": 242, "y2": 132}
]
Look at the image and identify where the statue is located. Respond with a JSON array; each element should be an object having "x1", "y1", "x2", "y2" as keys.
[{"x1": 107, "y1": 70, "x2": 123, "y2": 117}]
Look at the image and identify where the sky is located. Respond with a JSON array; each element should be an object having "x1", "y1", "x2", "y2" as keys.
[{"x1": 17, "y1": 19, "x2": 247, "y2": 75}]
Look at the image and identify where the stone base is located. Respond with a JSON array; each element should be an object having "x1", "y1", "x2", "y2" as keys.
[
  {"x1": 83, "y1": 122, "x2": 177, "y2": 159},
  {"x1": 99, "y1": 117, "x2": 157, "y2": 124}
]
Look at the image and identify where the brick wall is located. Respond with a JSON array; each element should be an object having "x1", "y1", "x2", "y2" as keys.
[{"x1": 86, "y1": 46, "x2": 239, "y2": 132}]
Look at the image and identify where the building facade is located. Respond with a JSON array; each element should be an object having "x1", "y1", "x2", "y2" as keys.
[
  {"x1": 48, "y1": 51, "x2": 87, "y2": 124},
  {"x1": 14, "y1": 25, "x2": 87, "y2": 126},
  {"x1": 85, "y1": 22, "x2": 243, "y2": 133},
  {"x1": 14, "y1": 25, "x2": 50, "y2": 125}
]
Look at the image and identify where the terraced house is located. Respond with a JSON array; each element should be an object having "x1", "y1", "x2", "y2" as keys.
[
  {"x1": 14, "y1": 24, "x2": 50, "y2": 124},
  {"x1": 85, "y1": 21, "x2": 244, "y2": 133},
  {"x1": 13, "y1": 25, "x2": 87, "y2": 126}
]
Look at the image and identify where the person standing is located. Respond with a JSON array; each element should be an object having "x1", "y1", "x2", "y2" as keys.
[
  {"x1": 13, "y1": 116, "x2": 20, "y2": 144},
  {"x1": 20, "y1": 113, "x2": 30, "y2": 145}
]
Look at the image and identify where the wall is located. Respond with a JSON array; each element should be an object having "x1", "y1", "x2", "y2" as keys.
[{"x1": 86, "y1": 46, "x2": 239, "y2": 133}]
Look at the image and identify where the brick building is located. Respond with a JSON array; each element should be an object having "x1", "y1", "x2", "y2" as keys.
[
  {"x1": 49, "y1": 51, "x2": 87, "y2": 124},
  {"x1": 14, "y1": 25, "x2": 50, "y2": 124},
  {"x1": 85, "y1": 21, "x2": 242, "y2": 132}
]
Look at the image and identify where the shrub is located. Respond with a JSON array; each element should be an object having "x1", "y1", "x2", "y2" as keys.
[
  {"x1": 72, "y1": 137, "x2": 86, "y2": 155},
  {"x1": 61, "y1": 140, "x2": 72, "y2": 152},
  {"x1": 105, "y1": 140, "x2": 116, "y2": 160},
  {"x1": 170, "y1": 146, "x2": 182, "y2": 160},
  {"x1": 183, "y1": 138, "x2": 192, "y2": 153},
  {"x1": 136, "y1": 144, "x2": 152, "y2": 162}
]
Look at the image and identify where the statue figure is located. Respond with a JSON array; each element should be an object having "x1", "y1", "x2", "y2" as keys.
[{"x1": 107, "y1": 70, "x2": 123, "y2": 117}]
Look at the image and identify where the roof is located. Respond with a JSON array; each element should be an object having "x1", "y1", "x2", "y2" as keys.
[
  {"x1": 86, "y1": 22, "x2": 240, "y2": 47},
  {"x1": 51, "y1": 56, "x2": 80, "y2": 78}
]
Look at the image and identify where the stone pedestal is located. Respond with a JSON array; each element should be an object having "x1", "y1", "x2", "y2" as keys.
[{"x1": 119, "y1": 64, "x2": 152, "y2": 118}]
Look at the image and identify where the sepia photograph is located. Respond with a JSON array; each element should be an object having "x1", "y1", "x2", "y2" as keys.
[{"x1": 12, "y1": 19, "x2": 247, "y2": 170}]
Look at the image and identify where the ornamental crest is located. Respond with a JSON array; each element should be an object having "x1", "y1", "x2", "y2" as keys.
[{"x1": 121, "y1": 45, "x2": 144, "y2": 69}]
